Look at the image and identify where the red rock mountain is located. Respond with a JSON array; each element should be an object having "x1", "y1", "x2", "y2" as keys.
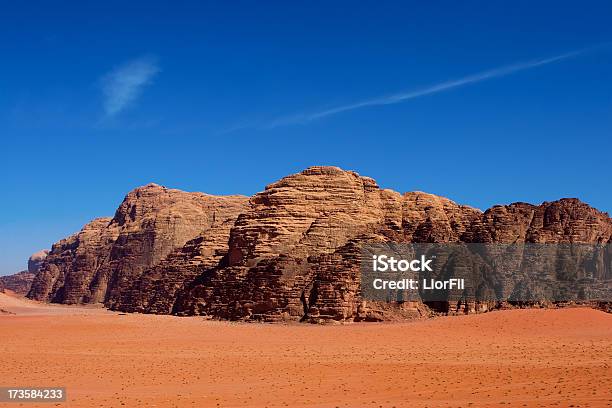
[
  {"x1": 27, "y1": 167, "x2": 612, "y2": 322},
  {"x1": 28, "y1": 184, "x2": 248, "y2": 306}
]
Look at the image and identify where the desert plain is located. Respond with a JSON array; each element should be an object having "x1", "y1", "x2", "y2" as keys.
[{"x1": 0, "y1": 291, "x2": 611, "y2": 408}]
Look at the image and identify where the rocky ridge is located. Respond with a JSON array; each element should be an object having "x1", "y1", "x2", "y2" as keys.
[
  {"x1": 26, "y1": 167, "x2": 612, "y2": 322},
  {"x1": 0, "y1": 271, "x2": 36, "y2": 295},
  {"x1": 28, "y1": 184, "x2": 248, "y2": 307},
  {"x1": 0, "y1": 250, "x2": 50, "y2": 295}
]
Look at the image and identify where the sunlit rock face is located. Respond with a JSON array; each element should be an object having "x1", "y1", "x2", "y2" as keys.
[
  {"x1": 28, "y1": 249, "x2": 50, "y2": 274},
  {"x1": 27, "y1": 167, "x2": 612, "y2": 322},
  {"x1": 0, "y1": 270, "x2": 36, "y2": 295},
  {"x1": 28, "y1": 183, "x2": 248, "y2": 307}
]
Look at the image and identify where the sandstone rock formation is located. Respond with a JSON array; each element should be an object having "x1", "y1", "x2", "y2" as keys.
[
  {"x1": 28, "y1": 184, "x2": 248, "y2": 306},
  {"x1": 0, "y1": 250, "x2": 49, "y2": 295},
  {"x1": 115, "y1": 216, "x2": 244, "y2": 314},
  {"x1": 172, "y1": 167, "x2": 611, "y2": 322},
  {"x1": 28, "y1": 217, "x2": 119, "y2": 303},
  {"x1": 0, "y1": 270, "x2": 36, "y2": 295},
  {"x1": 466, "y1": 199, "x2": 612, "y2": 244},
  {"x1": 28, "y1": 250, "x2": 50, "y2": 273},
  {"x1": 172, "y1": 168, "x2": 483, "y2": 321},
  {"x1": 27, "y1": 167, "x2": 612, "y2": 322}
]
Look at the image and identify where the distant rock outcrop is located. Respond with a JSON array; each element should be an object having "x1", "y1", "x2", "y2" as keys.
[
  {"x1": 466, "y1": 199, "x2": 612, "y2": 244},
  {"x1": 0, "y1": 271, "x2": 36, "y2": 295},
  {"x1": 26, "y1": 167, "x2": 612, "y2": 322},
  {"x1": 28, "y1": 250, "x2": 50, "y2": 274},
  {"x1": 1, "y1": 249, "x2": 50, "y2": 295}
]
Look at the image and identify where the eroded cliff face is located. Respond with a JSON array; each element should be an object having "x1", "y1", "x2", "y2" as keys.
[
  {"x1": 28, "y1": 217, "x2": 119, "y2": 303},
  {"x1": 466, "y1": 199, "x2": 612, "y2": 244},
  {"x1": 103, "y1": 184, "x2": 248, "y2": 308},
  {"x1": 0, "y1": 271, "x2": 36, "y2": 295},
  {"x1": 27, "y1": 167, "x2": 612, "y2": 322},
  {"x1": 114, "y1": 213, "x2": 246, "y2": 314},
  {"x1": 1, "y1": 250, "x2": 49, "y2": 295},
  {"x1": 173, "y1": 167, "x2": 409, "y2": 320},
  {"x1": 28, "y1": 184, "x2": 248, "y2": 306},
  {"x1": 174, "y1": 168, "x2": 611, "y2": 322},
  {"x1": 172, "y1": 168, "x2": 486, "y2": 321},
  {"x1": 28, "y1": 250, "x2": 50, "y2": 274}
]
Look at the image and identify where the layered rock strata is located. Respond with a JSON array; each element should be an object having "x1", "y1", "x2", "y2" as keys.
[
  {"x1": 27, "y1": 167, "x2": 612, "y2": 322},
  {"x1": 0, "y1": 270, "x2": 36, "y2": 295},
  {"x1": 28, "y1": 184, "x2": 248, "y2": 306}
]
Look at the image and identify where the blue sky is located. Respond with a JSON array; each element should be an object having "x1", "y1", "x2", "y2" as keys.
[{"x1": 1, "y1": 1, "x2": 611, "y2": 275}]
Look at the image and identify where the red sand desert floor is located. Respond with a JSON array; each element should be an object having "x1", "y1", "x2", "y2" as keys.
[{"x1": 1, "y1": 292, "x2": 611, "y2": 408}]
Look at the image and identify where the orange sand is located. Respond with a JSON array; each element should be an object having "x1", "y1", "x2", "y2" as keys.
[{"x1": 1, "y1": 292, "x2": 611, "y2": 408}]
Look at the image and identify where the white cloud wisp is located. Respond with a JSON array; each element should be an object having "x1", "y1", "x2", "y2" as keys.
[{"x1": 101, "y1": 56, "x2": 160, "y2": 116}]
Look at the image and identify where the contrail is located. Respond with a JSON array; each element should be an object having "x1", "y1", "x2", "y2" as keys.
[{"x1": 267, "y1": 47, "x2": 593, "y2": 128}]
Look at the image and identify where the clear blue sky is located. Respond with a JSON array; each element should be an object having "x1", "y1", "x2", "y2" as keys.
[{"x1": 1, "y1": 1, "x2": 611, "y2": 275}]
